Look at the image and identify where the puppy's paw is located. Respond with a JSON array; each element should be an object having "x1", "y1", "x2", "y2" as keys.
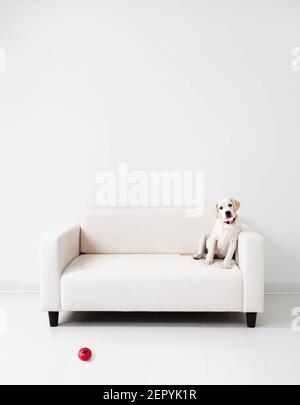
[
  {"x1": 193, "y1": 253, "x2": 203, "y2": 260},
  {"x1": 222, "y1": 261, "x2": 232, "y2": 269},
  {"x1": 204, "y1": 258, "x2": 213, "y2": 265}
]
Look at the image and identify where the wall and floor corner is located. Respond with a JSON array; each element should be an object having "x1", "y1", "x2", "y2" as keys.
[{"x1": 0, "y1": 0, "x2": 300, "y2": 294}]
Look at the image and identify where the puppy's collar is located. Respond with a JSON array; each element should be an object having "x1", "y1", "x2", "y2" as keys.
[{"x1": 223, "y1": 215, "x2": 237, "y2": 225}]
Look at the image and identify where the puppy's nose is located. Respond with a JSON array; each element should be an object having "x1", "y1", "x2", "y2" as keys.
[{"x1": 225, "y1": 211, "x2": 231, "y2": 218}]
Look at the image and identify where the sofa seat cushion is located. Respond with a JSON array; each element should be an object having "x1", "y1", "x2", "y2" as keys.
[{"x1": 61, "y1": 254, "x2": 243, "y2": 311}]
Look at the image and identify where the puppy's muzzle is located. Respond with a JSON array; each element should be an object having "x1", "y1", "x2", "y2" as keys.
[{"x1": 225, "y1": 211, "x2": 232, "y2": 218}]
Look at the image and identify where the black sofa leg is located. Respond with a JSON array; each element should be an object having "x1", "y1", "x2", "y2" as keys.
[
  {"x1": 48, "y1": 311, "x2": 59, "y2": 327},
  {"x1": 246, "y1": 312, "x2": 257, "y2": 328}
]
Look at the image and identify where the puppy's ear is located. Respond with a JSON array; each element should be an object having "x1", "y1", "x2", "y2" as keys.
[
  {"x1": 212, "y1": 204, "x2": 219, "y2": 218},
  {"x1": 232, "y1": 199, "x2": 240, "y2": 212}
]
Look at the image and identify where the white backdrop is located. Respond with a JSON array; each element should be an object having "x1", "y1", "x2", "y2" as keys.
[{"x1": 0, "y1": 0, "x2": 300, "y2": 290}]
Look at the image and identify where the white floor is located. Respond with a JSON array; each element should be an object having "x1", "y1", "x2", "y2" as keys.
[{"x1": 0, "y1": 293, "x2": 300, "y2": 385}]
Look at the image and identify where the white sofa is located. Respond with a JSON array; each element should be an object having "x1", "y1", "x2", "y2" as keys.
[{"x1": 40, "y1": 209, "x2": 264, "y2": 328}]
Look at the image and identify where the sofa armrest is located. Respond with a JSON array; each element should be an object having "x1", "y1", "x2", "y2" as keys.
[
  {"x1": 40, "y1": 225, "x2": 80, "y2": 311},
  {"x1": 237, "y1": 224, "x2": 265, "y2": 313}
]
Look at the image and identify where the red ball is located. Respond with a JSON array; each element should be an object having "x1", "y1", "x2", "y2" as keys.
[{"x1": 78, "y1": 347, "x2": 92, "y2": 361}]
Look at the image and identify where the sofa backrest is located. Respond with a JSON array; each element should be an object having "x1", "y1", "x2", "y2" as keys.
[{"x1": 80, "y1": 209, "x2": 215, "y2": 254}]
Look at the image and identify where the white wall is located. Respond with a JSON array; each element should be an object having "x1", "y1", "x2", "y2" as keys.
[{"x1": 0, "y1": 0, "x2": 300, "y2": 289}]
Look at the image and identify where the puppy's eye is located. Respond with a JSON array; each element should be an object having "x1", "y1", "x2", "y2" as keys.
[
  {"x1": 228, "y1": 204, "x2": 232, "y2": 207},
  {"x1": 219, "y1": 206, "x2": 223, "y2": 210}
]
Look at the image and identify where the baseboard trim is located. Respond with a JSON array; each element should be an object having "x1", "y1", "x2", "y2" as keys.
[
  {"x1": 0, "y1": 282, "x2": 39, "y2": 293},
  {"x1": 265, "y1": 283, "x2": 300, "y2": 295},
  {"x1": 0, "y1": 282, "x2": 299, "y2": 295}
]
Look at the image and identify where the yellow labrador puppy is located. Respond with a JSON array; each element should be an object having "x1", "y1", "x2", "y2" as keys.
[{"x1": 193, "y1": 197, "x2": 241, "y2": 269}]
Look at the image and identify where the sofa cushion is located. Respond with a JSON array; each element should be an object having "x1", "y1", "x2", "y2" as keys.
[
  {"x1": 61, "y1": 254, "x2": 243, "y2": 311},
  {"x1": 80, "y1": 209, "x2": 215, "y2": 254}
]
